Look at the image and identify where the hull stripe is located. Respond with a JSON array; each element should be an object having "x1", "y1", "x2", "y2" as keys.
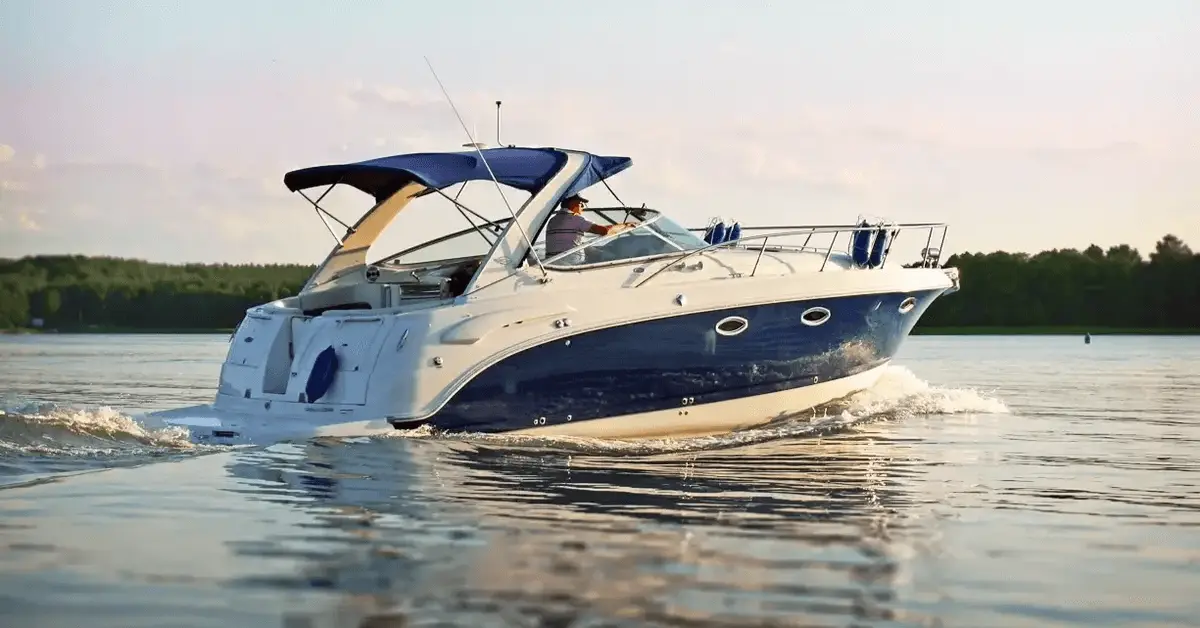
[{"x1": 427, "y1": 288, "x2": 943, "y2": 433}]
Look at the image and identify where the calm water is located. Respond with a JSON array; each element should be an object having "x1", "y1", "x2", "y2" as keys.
[{"x1": 0, "y1": 333, "x2": 1197, "y2": 628}]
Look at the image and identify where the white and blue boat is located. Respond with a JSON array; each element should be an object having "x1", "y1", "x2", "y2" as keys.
[{"x1": 151, "y1": 144, "x2": 960, "y2": 444}]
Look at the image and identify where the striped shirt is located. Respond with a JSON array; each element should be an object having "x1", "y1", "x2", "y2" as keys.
[{"x1": 545, "y1": 211, "x2": 597, "y2": 256}]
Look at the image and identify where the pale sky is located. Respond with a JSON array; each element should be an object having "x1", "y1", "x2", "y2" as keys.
[{"x1": 1, "y1": 0, "x2": 1197, "y2": 264}]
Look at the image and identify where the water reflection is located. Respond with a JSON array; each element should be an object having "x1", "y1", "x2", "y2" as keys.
[{"x1": 222, "y1": 426, "x2": 930, "y2": 627}]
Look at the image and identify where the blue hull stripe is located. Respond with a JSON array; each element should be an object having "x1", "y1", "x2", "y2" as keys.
[{"x1": 425, "y1": 288, "x2": 945, "y2": 433}]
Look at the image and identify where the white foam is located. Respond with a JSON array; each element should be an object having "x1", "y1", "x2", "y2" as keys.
[
  {"x1": 836, "y1": 364, "x2": 1011, "y2": 420},
  {"x1": 382, "y1": 364, "x2": 1010, "y2": 455},
  {"x1": 0, "y1": 402, "x2": 198, "y2": 456},
  {"x1": 0, "y1": 365, "x2": 1008, "y2": 458}
]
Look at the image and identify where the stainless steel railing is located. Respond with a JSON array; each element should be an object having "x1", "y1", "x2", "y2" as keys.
[{"x1": 634, "y1": 222, "x2": 949, "y2": 288}]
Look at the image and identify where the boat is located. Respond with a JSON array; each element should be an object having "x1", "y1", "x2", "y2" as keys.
[{"x1": 149, "y1": 143, "x2": 960, "y2": 445}]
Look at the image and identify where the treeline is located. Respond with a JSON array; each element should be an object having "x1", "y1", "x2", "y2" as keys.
[
  {"x1": 0, "y1": 256, "x2": 314, "y2": 330},
  {"x1": 0, "y1": 234, "x2": 1197, "y2": 331},
  {"x1": 916, "y1": 234, "x2": 1199, "y2": 329}
]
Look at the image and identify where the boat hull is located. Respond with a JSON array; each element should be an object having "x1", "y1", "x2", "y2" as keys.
[
  {"x1": 150, "y1": 363, "x2": 885, "y2": 445},
  {"x1": 405, "y1": 287, "x2": 944, "y2": 436},
  {"x1": 150, "y1": 284, "x2": 948, "y2": 445},
  {"x1": 499, "y1": 361, "x2": 889, "y2": 439}
]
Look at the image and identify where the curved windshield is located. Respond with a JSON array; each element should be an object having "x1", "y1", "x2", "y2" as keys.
[
  {"x1": 539, "y1": 207, "x2": 707, "y2": 268},
  {"x1": 376, "y1": 206, "x2": 709, "y2": 270},
  {"x1": 630, "y1": 208, "x2": 709, "y2": 250}
]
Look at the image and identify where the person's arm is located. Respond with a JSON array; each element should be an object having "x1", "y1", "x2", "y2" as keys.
[{"x1": 587, "y1": 222, "x2": 636, "y2": 236}]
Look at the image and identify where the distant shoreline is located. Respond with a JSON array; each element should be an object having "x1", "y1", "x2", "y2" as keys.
[
  {"x1": 911, "y1": 326, "x2": 1200, "y2": 336},
  {"x1": 2, "y1": 327, "x2": 234, "y2": 335},
  {"x1": 5, "y1": 325, "x2": 1198, "y2": 337}
]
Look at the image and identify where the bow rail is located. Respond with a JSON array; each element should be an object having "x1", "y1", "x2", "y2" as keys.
[{"x1": 634, "y1": 222, "x2": 949, "y2": 288}]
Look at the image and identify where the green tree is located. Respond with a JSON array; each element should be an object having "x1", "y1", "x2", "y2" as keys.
[{"x1": 1, "y1": 237, "x2": 1197, "y2": 332}]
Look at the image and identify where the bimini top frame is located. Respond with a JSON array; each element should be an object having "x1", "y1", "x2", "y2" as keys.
[
  {"x1": 282, "y1": 146, "x2": 633, "y2": 293},
  {"x1": 284, "y1": 147, "x2": 630, "y2": 204}
]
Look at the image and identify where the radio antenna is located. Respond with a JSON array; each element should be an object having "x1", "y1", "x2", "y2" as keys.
[
  {"x1": 423, "y1": 57, "x2": 546, "y2": 278},
  {"x1": 496, "y1": 100, "x2": 503, "y2": 146}
]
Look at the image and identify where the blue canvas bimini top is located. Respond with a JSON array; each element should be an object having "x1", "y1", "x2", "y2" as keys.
[{"x1": 283, "y1": 147, "x2": 632, "y2": 202}]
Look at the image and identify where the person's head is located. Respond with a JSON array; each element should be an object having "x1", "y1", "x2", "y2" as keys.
[{"x1": 560, "y1": 194, "x2": 588, "y2": 214}]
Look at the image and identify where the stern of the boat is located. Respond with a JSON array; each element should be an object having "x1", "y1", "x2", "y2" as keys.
[{"x1": 159, "y1": 305, "x2": 435, "y2": 444}]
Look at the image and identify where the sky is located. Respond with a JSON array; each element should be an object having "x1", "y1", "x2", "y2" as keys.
[{"x1": 1, "y1": 0, "x2": 1197, "y2": 264}]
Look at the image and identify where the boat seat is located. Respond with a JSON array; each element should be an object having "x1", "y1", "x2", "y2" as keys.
[
  {"x1": 296, "y1": 278, "x2": 452, "y2": 316},
  {"x1": 296, "y1": 284, "x2": 381, "y2": 316}
]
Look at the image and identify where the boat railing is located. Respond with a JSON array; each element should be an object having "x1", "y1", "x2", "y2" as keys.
[{"x1": 634, "y1": 222, "x2": 949, "y2": 288}]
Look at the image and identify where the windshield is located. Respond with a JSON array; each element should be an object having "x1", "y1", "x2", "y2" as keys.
[
  {"x1": 377, "y1": 206, "x2": 709, "y2": 271},
  {"x1": 538, "y1": 207, "x2": 708, "y2": 268},
  {"x1": 376, "y1": 218, "x2": 511, "y2": 266},
  {"x1": 632, "y1": 208, "x2": 709, "y2": 250}
]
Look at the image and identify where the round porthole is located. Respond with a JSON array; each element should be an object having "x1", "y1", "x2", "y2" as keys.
[
  {"x1": 898, "y1": 296, "x2": 917, "y2": 314},
  {"x1": 715, "y1": 316, "x2": 749, "y2": 337},
  {"x1": 801, "y1": 307, "x2": 831, "y2": 327}
]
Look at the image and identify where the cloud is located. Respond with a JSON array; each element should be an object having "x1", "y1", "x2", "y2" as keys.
[
  {"x1": 338, "y1": 82, "x2": 445, "y2": 116},
  {"x1": 0, "y1": 157, "x2": 335, "y2": 262},
  {"x1": 0, "y1": 204, "x2": 42, "y2": 233},
  {"x1": 17, "y1": 211, "x2": 41, "y2": 232},
  {"x1": 716, "y1": 142, "x2": 876, "y2": 193},
  {"x1": 1027, "y1": 140, "x2": 1142, "y2": 161},
  {"x1": 853, "y1": 124, "x2": 946, "y2": 150},
  {"x1": 4, "y1": 75, "x2": 1189, "y2": 263},
  {"x1": 716, "y1": 41, "x2": 747, "y2": 58}
]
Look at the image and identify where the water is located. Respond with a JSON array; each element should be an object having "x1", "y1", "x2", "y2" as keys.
[{"x1": 0, "y1": 333, "x2": 1197, "y2": 628}]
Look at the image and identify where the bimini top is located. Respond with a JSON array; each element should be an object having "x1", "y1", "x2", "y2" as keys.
[{"x1": 283, "y1": 146, "x2": 632, "y2": 202}]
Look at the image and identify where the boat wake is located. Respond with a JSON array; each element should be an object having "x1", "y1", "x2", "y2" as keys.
[
  {"x1": 0, "y1": 401, "x2": 200, "y2": 458},
  {"x1": 387, "y1": 364, "x2": 1010, "y2": 455},
  {"x1": 0, "y1": 365, "x2": 1007, "y2": 465}
]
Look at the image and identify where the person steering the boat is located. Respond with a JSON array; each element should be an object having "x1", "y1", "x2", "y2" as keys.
[{"x1": 544, "y1": 194, "x2": 635, "y2": 264}]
